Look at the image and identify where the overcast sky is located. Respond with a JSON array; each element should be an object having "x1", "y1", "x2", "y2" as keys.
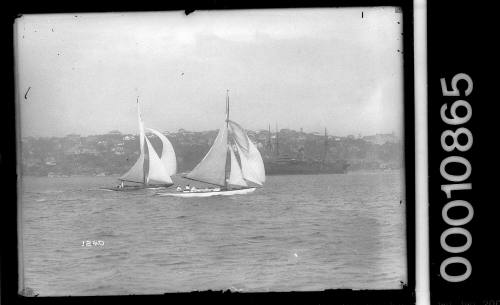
[{"x1": 15, "y1": 8, "x2": 404, "y2": 138}]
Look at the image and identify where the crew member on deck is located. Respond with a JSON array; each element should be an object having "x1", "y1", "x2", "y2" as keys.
[
  {"x1": 185, "y1": 185, "x2": 190, "y2": 191},
  {"x1": 176, "y1": 185, "x2": 182, "y2": 192}
]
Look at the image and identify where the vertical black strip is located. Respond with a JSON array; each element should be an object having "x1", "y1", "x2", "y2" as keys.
[{"x1": 428, "y1": 0, "x2": 497, "y2": 304}]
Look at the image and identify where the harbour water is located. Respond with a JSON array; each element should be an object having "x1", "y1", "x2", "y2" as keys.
[{"x1": 20, "y1": 171, "x2": 407, "y2": 296}]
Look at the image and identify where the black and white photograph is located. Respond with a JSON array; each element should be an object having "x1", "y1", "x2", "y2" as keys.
[{"x1": 14, "y1": 8, "x2": 408, "y2": 296}]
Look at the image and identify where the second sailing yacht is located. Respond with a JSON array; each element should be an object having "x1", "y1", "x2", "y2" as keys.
[{"x1": 106, "y1": 99, "x2": 177, "y2": 191}]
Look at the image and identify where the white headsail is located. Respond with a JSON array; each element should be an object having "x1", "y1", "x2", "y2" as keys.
[
  {"x1": 145, "y1": 137, "x2": 173, "y2": 185},
  {"x1": 229, "y1": 120, "x2": 266, "y2": 185},
  {"x1": 228, "y1": 145, "x2": 247, "y2": 187},
  {"x1": 146, "y1": 128, "x2": 177, "y2": 176}
]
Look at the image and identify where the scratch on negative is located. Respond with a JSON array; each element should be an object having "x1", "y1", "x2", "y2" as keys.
[{"x1": 24, "y1": 86, "x2": 31, "y2": 100}]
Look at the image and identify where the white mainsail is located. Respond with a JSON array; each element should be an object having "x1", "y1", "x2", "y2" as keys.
[
  {"x1": 229, "y1": 120, "x2": 266, "y2": 185},
  {"x1": 146, "y1": 128, "x2": 177, "y2": 176},
  {"x1": 186, "y1": 125, "x2": 228, "y2": 186},
  {"x1": 119, "y1": 100, "x2": 174, "y2": 186},
  {"x1": 228, "y1": 145, "x2": 248, "y2": 187},
  {"x1": 120, "y1": 101, "x2": 147, "y2": 183}
]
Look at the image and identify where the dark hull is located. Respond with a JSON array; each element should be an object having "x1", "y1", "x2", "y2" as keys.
[
  {"x1": 100, "y1": 184, "x2": 173, "y2": 192},
  {"x1": 264, "y1": 160, "x2": 349, "y2": 175}
]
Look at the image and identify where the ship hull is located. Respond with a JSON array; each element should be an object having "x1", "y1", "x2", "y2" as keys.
[
  {"x1": 156, "y1": 187, "x2": 256, "y2": 197},
  {"x1": 99, "y1": 184, "x2": 173, "y2": 192},
  {"x1": 264, "y1": 160, "x2": 349, "y2": 175}
]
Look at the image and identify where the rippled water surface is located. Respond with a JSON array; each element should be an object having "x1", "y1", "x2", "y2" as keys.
[{"x1": 20, "y1": 171, "x2": 407, "y2": 295}]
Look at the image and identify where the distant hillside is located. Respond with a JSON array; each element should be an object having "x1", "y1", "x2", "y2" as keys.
[{"x1": 20, "y1": 130, "x2": 403, "y2": 177}]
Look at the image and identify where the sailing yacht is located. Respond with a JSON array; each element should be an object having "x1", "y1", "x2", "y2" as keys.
[
  {"x1": 157, "y1": 91, "x2": 265, "y2": 197},
  {"x1": 109, "y1": 99, "x2": 176, "y2": 191}
]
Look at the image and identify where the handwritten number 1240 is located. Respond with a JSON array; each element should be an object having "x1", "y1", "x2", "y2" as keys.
[{"x1": 82, "y1": 240, "x2": 104, "y2": 247}]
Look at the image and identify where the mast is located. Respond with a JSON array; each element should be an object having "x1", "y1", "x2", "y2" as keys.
[
  {"x1": 224, "y1": 90, "x2": 230, "y2": 189},
  {"x1": 137, "y1": 96, "x2": 147, "y2": 185}
]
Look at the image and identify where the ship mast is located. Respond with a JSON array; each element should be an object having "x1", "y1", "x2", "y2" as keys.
[
  {"x1": 323, "y1": 128, "x2": 328, "y2": 164},
  {"x1": 267, "y1": 123, "x2": 272, "y2": 151},
  {"x1": 275, "y1": 122, "x2": 279, "y2": 157}
]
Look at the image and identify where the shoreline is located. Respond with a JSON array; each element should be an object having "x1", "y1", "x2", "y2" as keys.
[{"x1": 21, "y1": 168, "x2": 402, "y2": 179}]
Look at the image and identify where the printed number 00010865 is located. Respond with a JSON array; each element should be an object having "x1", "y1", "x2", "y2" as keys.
[{"x1": 439, "y1": 73, "x2": 473, "y2": 283}]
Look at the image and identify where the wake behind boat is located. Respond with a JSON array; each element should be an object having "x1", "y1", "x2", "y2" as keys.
[
  {"x1": 156, "y1": 90, "x2": 265, "y2": 198},
  {"x1": 104, "y1": 98, "x2": 177, "y2": 191}
]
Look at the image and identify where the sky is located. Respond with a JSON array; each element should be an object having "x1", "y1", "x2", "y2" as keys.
[{"x1": 15, "y1": 8, "x2": 404, "y2": 138}]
